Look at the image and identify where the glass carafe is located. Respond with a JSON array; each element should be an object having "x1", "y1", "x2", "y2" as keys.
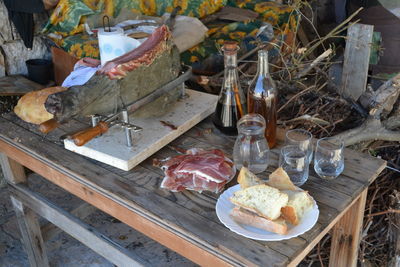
[
  {"x1": 247, "y1": 50, "x2": 278, "y2": 148},
  {"x1": 213, "y1": 41, "x2": 247, "y2": 135},
  {"x1": 233, "y1": 113, "x2": 270, "y2": 174}
]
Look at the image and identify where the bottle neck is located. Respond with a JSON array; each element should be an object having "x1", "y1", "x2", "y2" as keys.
[
  {"x1": 224, "y1": 52, "x2": 237, "y2": 68},
  {"x1": 257, "y1": 51, "x2": 270, "y2": 76}
]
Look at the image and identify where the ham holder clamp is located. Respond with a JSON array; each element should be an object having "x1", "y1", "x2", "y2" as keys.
[
  {"x1": 63, "y1": 75, "x2": 218, "y2": 171},
  {"x1": 68, "y1": 65, "x2": 192, "y2": 147}
]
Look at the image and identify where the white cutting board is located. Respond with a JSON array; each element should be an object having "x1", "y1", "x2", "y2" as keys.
[{"x1": 64, "y1": 89, "x2": 218, "y2": 171}]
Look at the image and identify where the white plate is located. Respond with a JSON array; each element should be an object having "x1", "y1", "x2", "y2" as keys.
[{"x1": 216, "y1": 184, "x2": 319, "y2": 241}]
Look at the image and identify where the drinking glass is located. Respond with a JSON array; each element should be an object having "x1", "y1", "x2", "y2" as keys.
[
  {"x1": 285, "y1": 129, "x2": 313, "y2": 163},
  {"x1": 233, "y1": 113, "x2": 269, "y2": 174},
  {"x1": 314, "y1": 137, "x2": 344, "y2": 180},
  {"x1": 279, "y1": 145, "x2": 309, "y2": 186}
]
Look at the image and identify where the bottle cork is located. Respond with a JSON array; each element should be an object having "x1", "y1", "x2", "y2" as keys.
[{"x1": 222, "y1": 41, "x2": 239, "y2": 54}]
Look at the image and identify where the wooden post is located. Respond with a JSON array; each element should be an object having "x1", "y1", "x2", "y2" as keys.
[
  {"x1": 10, "y1": 195, "x2": 49, "y2": 267},
  {"x1": 0, "y1": 152, "x2": 26, "y2": 184},
  {"x1": 340, "y1": 23, "x2": 374, "y2": 100},
  {"x1": 1, "y1": 153, "x2": 46, "y2": 266},
  {"x1": 329, "y1": 188, "x2": 368, "y2": 267}
]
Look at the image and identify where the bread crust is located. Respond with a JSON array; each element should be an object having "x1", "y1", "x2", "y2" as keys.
[
  {"x1": 14, "y1": 86, "x2": 67, "y2": 124},
  {"x1": 230, "y1": 207, "x2": 288, "y2": 235},
  {"x1": 267, "y1": 167, "x2": 297, "y2": 190},
  {"x1": 281, "y1": 190, "x2": 314, "y2": 225},
  {"x1": 237, "y1": 167, "x2": 263, "y2": 189},
  {"x1": 281, "y1": 206, "x2": 299, "y2": 225}
]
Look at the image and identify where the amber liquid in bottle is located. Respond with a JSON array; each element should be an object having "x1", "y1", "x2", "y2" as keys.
[
  {"x1": 248, "y1": 93, "x2": 277, "y2": 148},
  {"x1": 247, "y1": 50, "x2": 277, "y2": 148}
]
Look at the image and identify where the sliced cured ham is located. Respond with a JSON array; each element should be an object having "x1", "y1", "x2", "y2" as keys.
[{"x1": 158, "y1": 148, "x2": 235, "y2": 193}]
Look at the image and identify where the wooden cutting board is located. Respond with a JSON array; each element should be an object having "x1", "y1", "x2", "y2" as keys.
[{"x1": 64, "y1": 89, "x2": 218, "y2": 171}]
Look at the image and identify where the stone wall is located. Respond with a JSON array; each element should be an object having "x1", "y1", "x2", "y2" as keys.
[{"x1": 0, "y1": 0, "x2": 52, "y2": 77}]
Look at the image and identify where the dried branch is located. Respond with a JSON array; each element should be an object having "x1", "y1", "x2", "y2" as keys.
[
  {"x1": 367, "y1": 209, "x2": 400, "y2": 217},
  {"x1": 295, "y1": 48, "x2": 333, "y2": 78}
]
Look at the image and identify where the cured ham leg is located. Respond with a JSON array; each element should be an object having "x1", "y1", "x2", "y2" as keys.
[{"x1": 45, "y1": 25, "x2": 181, "y2": 123}]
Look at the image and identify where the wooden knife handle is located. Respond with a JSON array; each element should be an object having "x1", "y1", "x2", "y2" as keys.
[
  {"x1": 39, "y1": 119, "x2": 60, "y2": 134},
  {"x1": 71, "y1": 121, "x2": 109, "y2": 146}
]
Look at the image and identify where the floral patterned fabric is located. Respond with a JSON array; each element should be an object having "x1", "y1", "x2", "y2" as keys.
[
  {"x1": 62, "y1": 34, "x2": 100, "y2": 58},
  {"x1": 43, "y1": 0, "x2": 227, "y2": 37},
  {"x1": 228, "y1": 0, "x2": 297, "y2": 31},
  {"x1": 43, "y1": 0, "x2": 298, "y2": 68},
  {"x1": 181, "y1": 1, "x2": 298, "y2": 70}
]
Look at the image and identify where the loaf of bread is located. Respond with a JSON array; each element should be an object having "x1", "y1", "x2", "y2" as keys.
[
  {"x1": 230, "y1": 184, "x2": 288, "y2": 220},
  {"x1": 14, "y1": 86, "x2": 67, "y2": 124},
  {"x1": 237, "y1": 167, "x2": 263, "y2": 189},
  {"x1": 281, "y1": 190, "x2": 314, "y2": 225},
  {"x1": 230, "y1": 207, "x2": 288, "y2": 235},
  {"x1": 267, "y1": 167, "x2": 297, "y2": 190}
]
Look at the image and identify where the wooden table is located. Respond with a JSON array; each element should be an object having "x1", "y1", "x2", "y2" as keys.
[{"x1": 0, "y1": 113, "x2": 386, "y2": 267}]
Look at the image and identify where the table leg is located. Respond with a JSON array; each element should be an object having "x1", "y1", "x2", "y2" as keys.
[
  {"x1": 0, "y1": 152, "x2": 26, "y2": 184},
  {"x1": 329, "y1": 188, "x2": 368, "y2": 267},
  {"x1": 1, "y1": 152, "x2": 49, "y2": 266},
  {"x1": 10, "y1": 195, "x2": 49, "y2": 267}
]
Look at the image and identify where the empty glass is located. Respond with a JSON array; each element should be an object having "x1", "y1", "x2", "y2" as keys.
[
  {"x1": 314, "y1": 137, "x2": 344, "y2": 180},
  {"x1": 285, "y1": 129, "x2": 313, "y2": 163},
  {"x1": 233, "y1": 113, "x2": 270, "y2": 174},
  {"x1": 279, "y1": 145, "x2": 309, "y2": 186}
]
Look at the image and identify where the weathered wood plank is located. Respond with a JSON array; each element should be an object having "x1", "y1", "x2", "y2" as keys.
[
  {"x1": 340, "y1": 23, "x2": 374, "y2": 100},
  {"x1": 301, "y1": 181, "x2": 353, "y2": 211},
  {"x1": 41, "y1": 202, "x2": 97, "y2": 242},
  {"x1": 307, "y1": 169, "x2": 366, "y2": 197},
  {"x1": 10, "y1": 195, "x2": 49, "y2": 267},
  {"x1": 341, "y1": 150, "x2": 386, "y2": 183},
  {"x1": 11, "y1": 183, "x2": 148, "y2": 267},
  {"x1": 0, "y1": 75, "x2": 44, "y2": 96},
  {"x1": 2, "y1": 112, "x2": 89, "y2": 145},
  {"x1": 0, "y1": 152, "x2": 26, "y2": 184},
  {"x1": 0, "y1": 117, "x2": 289, "y2": 267},
  {"x1": 329, "y1": 188, "x2": 368, "y2": 267}
]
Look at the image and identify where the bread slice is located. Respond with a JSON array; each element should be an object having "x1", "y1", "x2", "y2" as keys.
[
  {"x1": 237, "y1": 167, "x2": 263, "y2": 189},
  {"x1": 281, "y1": 190, "x2": 314, "y2": 225},
  {"x1": 230, "y1": 207, "x2": 288, "y2": 235},
  {"x1": 230, "y1": 184, "x2": 288, "y2": 220},
  {"x1": 267, "y1": 167, "x2": 297, "y2": 190}
]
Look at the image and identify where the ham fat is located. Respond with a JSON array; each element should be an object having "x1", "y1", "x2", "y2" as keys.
[{"x1": 159, "y1": 148, "x2": 235, "y2": 193}]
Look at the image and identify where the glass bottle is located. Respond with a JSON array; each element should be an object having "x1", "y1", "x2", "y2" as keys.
[
  {"x1": 233, "y1": 113, "x2": 270, "y2": 174},
  {"x1": 247, "y1": 50, "x2": 278, "y2": 148},
  {"x1": 213, "y1": 41, "x2": 247, "y2": 135}
]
